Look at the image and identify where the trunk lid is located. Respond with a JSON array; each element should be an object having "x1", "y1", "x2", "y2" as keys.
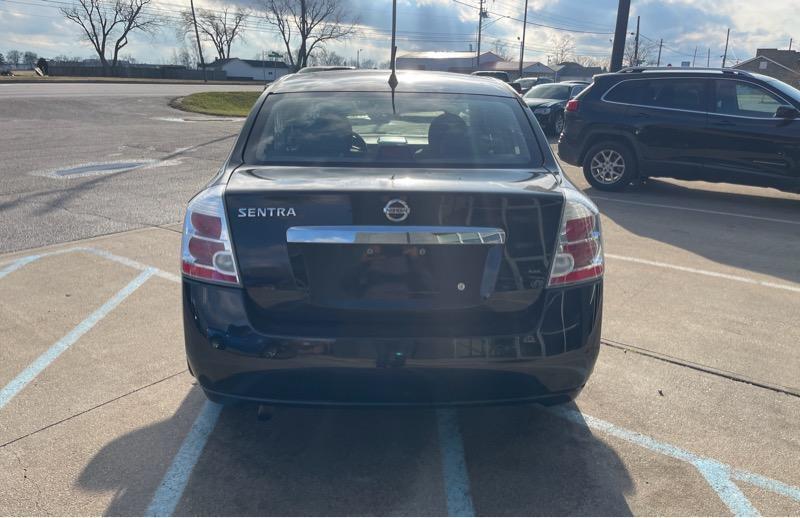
[{"x1": 225, "y1": 167, "x2": 564, "y2": 337}]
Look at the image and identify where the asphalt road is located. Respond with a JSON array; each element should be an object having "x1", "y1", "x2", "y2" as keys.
[
  {"x1": 0, "y1": 83, "x2": 799, "y2": 516},
  {"x1": 0, "y1": 82, "x2": 261, "y2": 253}
]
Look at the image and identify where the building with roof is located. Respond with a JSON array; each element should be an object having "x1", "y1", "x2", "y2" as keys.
[
  {"x1": 484, "y1": 60, "x2": 555, "y2": 81},
  {"x1": 207, "y1": 58, "x2": 290, "y2": 81},
  {"x1": 396, "y1": 51, "x2": 504, "y2": 74},
  {"x1": 550, "y1": 62, "x2": 605, "y2": 82},
  {"x1": 733, "y1": 49, "x2": 800, "y2": 88}
]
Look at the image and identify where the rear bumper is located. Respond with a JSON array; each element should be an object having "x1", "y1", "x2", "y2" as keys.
[
  {"x1": 557, "y1": 132, "x2": 582, "y2": 166},
  {"x1": 183, "y1": 279, "x2": 603, "y2": 407}
]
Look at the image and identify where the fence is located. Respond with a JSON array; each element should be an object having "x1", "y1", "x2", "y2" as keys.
[{"x1": 47, "y1": 64, "x2": 228, "y2": 81}]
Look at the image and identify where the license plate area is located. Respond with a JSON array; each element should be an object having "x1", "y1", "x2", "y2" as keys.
[{"x1": 289, "y1": 243, "x2": 503, "y2": 311}]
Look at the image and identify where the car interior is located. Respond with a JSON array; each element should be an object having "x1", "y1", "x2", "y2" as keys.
[{"x1": 251, "y1": 95, "x2": 535, "y2": 166}]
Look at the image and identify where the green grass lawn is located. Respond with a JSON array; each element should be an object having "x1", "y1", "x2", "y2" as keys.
[{"x1": 172, "y1": 91, "x2": 261, "y2": 117}]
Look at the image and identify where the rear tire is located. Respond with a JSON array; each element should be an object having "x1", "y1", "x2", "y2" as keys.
[
  {"x1": 552, "y1": 112, "x2": 565, "y2": 135},
  {"x1": 582, "y1": 141, "x2": 638, "y2": 191}
]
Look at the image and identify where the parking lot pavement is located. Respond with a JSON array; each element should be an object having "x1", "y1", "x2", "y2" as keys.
[
  {"x1": 1, "y1": 88, "x2": 799, "y2": 515},
  {"x1": 1, "y1": 218, "x2": 798, "y2": 516},
  {"x1": 0, "y1": 83, "x2": 259, "y2": 253}
]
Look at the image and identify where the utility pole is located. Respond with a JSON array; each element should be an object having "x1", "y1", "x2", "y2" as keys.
[
  {"x1": 357, "y1": 48, "x2": 362, "y2": 68},
  {"x1": 476, "y1": 0, "x2": 487, "y2": 70},
  {"x1": 721, "y1": 28, "x2": 730, "y2": 68},
  {"x1": 656, "y1": 38, "x2": 663, "y2": 67},
  {"x1": 518, "y1": 0, "x2": 528, "y2": 78},
  {"x1": 692, "y1": 46, "x2": 697, "y2": 67},
  {"x1": 609, "y1": 0, "x2": 631, "y2": 72},
  {"x1": 632, "y1": 16, "x2": 640, "y2": 66},
  {"x1": 190, "y1": 0, "x2": 206, "y2": 82},
  {"x1": 789, "y1": 38, "x2": 793, "y2": 51},
  {"x1": 707, "y1": 48, "x2": 711, "y2": 67}
]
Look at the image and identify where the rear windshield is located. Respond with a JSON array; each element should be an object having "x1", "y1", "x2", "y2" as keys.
[
  {"x1": 244, "y1": 92, "x2": 542, "y2": 168},
  {"x1": 524, "y1": 84, "x2": 571, "y2": 100}
]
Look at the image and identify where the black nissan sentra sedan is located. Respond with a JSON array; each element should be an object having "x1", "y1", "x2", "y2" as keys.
[{"x1": 181, "y1": 70, "x2": 604, "y2": 407}]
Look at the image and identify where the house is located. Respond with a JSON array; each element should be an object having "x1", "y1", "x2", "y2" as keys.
[
  {"x1": 396, "y1": 51, "x2": 504, "y2": 73},
  {"x1": 207, "y1": 58, "x2": 290, "y2": 81},
  {"x1": 484, "y1": 60, "x2": 555, "y2": 81},
  {"x1": 733, "y1": 49, "x2": 800, "y2": 88},
  {"x1": 550, "y1": 62, "x2": 604, "y2": 82}
]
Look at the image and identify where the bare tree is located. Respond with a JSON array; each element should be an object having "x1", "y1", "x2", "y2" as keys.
[
  {"x1": 23, "y1": 51, "x2": 39, "y2": 66},
  {"x1": 0, "y1": 53, "x2": 5, "y2": 65},
  {"x1": 309, "y1": 48, "x2": 346, "y2": 66},
  {"x1": 6, "y1": 50, "x2": 21, "y2": 65},
  {"x1": 60, "y1": 0, "x2": 159, "y2": 72},
  {"x1": 263, "y1": 0, "x2": 358, "y2": 71},
  {"x1": 178, "y1": 46, "x2": 194, "y2": 68},
  {"x1": 181, "y1": 6, "x2": 248, "y2": 60},
  {"x1": 52, "y1": 54, "x2": 84, "y2": 63},
  {"x1": 492, "y1": 39, "x2": 513, "y2": 61},
  {"x1": 574, "y1": 55, "x2": 608, "y2": 70},
  {"x1": 550, "y1": 34, "x2": 575, "y2": 65},
  {"x1": 625, "y1": 39, "x2": 658, "y2": 67}
]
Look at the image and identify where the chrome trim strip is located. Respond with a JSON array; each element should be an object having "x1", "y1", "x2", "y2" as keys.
[{"x1": 286, "y1": 226, "x2": 506, "y2": 245}]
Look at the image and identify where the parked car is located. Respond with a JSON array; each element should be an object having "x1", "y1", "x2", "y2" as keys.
[
  {"x1": 524, "y1": 82, "x2": 588, "y2": 135},
  {"x1": 471, "y1": 70, "x2": 510, "y2": 82},
  {"x1": 558, "y1": 68, "x2": 800, "y2": 192},
  {"x1": 510, "y1": 76, "x2": 553, "y2": 95},
  {"x1": 181, "y1": 70, "x2": 604, "y2": 408}
]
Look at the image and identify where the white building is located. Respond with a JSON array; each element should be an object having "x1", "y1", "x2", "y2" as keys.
[
  {"x1": 207, "y1": 58, "x2": 291, "y2": 81},
  {"x1": 485, "y1": 60, "x2": 555, "y2": 81},
  {"x1": 396, "y1": 51, "x2": 504, "y2": 74}
]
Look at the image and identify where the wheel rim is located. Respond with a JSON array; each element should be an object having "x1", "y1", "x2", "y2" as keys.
[
  {"x1": 555, "y1": 115, "x2": 565, "y2": 134},
  {"x1": 589, "y1": 149, "x2": 625, "y2": 184}
]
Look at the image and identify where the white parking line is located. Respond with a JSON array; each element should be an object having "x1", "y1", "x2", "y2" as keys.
[
  {"x1": 0, "y1": 246, "x2": 180, "y2": 283},
  {"x1": 145, "y1": 401, "x2": 223, "y2": 517},
  {"x1": 592, "y1": 195, "x2": 800, "y2": 226},
  {"x1": 436, "y1": 408, "x2": 475, "y2": 517},
  {"x1": 548, "y1": 406, "x2": 800, "y2": 516},
  {"x1": 0, "y1": 268, "x2": 156, "y2": 410},
  {"x1": 606, "y1": 253, "x2": 800, "y2": 294}
]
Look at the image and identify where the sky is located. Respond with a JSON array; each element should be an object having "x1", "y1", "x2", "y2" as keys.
[{"x1": 0, "y1": 0, "x2": 796, "y2": 68}]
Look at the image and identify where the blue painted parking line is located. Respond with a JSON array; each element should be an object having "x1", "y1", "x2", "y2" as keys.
[
  {"x1": 548, "y1": 405, "x2": 800, "y2": 516},
  {"x1": 0, "y1": 268, "x2": 156, "y2": 411},
  {"x1": 0, "y1": 254, "x2": 43, "y2": 280},
  {"x1": 436, "y1": 408, "x2": 476, "y2": 517},
  {"x1": 0, "y1": 246, "x2": 180, "y2": 284},
  {"x1": 145, "y1": 401, "x2": 223, "y2": 517}
]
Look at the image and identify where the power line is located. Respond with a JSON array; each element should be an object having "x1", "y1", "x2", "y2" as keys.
[
  {"x1": 481, "y1": 0, "x2": 615, "y2": 31},
  {"x1": 451, "y1": 0, "x2": 614, "y2": 34}
]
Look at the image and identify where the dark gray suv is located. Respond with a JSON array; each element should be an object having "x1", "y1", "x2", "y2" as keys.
[{"x1": 558, "y1": 68, "x2": 800, "y2": 192}]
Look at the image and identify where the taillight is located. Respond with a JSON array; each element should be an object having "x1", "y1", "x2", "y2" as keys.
[
  {"x1": 565, "y1": 99, "x2": 580, "y2": 112},
  {"x1": 548, "y1": 191, "x2": 603, "y2": 286},
  {"x1": 181, "y1": 185, "x2": 240, "y2": 285}
]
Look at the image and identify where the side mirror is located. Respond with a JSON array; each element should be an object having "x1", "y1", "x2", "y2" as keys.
[{"x1": 775, "y1": 105, "x2": 799, "y2": 119}]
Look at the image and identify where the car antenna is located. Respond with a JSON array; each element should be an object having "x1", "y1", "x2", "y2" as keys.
[{"x1": 388, "y1": 0, "x2": 398, "y2": 114}]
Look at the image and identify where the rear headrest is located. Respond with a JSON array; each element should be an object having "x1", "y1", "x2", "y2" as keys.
[
  {"x1": 427, "y1": 112, "x2": 472, "y2": 158},
  {"x1": 297, "y1": 113, "x2": 353, "y2": 156}
]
